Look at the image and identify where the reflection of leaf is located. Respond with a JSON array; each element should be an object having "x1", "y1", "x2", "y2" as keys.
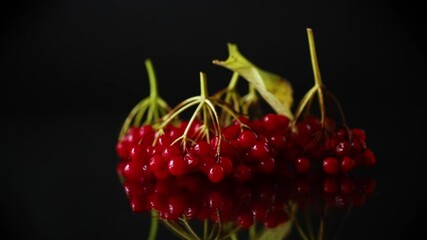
[
  {"x1": 213, "y1": 43, "x2": 293, "y2": 119},
  {"x1": 256, "y1": 221, "x2": 293, "y2": 240}
]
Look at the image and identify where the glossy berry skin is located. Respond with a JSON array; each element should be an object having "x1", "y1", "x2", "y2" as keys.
[
  {"x1": 295, "y1": 157, "x2": 311, "y2": 174},
  {"x1": 341, "y1": 156, "x2": 356, "y2": 173},
  {"x1": 123, "y1": 161, "x2": 144, "y2": 180},
  {"x1": 237, "y1": 130, "x2": 257, "y2": 149},
  {"x1": 323, "y1": 157, "x2": 340, "y2": 175},
  {"x1": 249, "y1": 140, "x2": 271, "y2": 160},
  {"x1": 168, "y1": 156, "x2": 187, "y2": 176},
  {"x1": 208, "y1": 164, "x2": 225, "y2": 183},
  {"x1": 335, "y1": 141, "x2": 351, "y2": 157}
]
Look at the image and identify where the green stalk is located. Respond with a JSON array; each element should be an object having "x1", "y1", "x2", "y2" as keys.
[
  {"x1": 145, "y1": 59, "x2": 158, "y2": 99},
  {"x1": 249, "y1": 224, "x2": 256, "y2": 240},
  {"x1": 307, "y1": 28, "x2": 326, "y2": 126},
  {"x1": 200, "y1": 72, "x2": 209, "y2": 100},
  {"x1": 203, "y1": 219, "x2": 209, "y2": 240},
  {"x1": 227, "y1": 72, "x2": 239, "y2": 90},
  {"x1": 148, "y1": 210, "x2": 159, "y2": 240}
]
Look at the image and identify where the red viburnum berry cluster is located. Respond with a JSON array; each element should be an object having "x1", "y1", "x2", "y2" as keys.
[
  {"x1": 116, "y1": 113, "x2": 376, "y2": 183},
  {"x1": 122, "y1": 172, "x2": 375, "y2": 228}
]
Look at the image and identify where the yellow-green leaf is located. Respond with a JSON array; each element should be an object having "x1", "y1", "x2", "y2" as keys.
[
  {"x1": 256, "y1": 221, "x2": 293, "y2": 240},
  {"x1": 212, "y1": 43, "x2": 293, "y2": 119}
]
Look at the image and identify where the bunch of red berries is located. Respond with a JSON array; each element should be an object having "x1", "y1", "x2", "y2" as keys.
[{"x1": 116, "y1": 112, "x2": 375, "y2": 183}]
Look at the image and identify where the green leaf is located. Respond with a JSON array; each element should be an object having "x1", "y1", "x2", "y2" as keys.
[
  {"x1": 256, "y1": 221, "x2": 293, "y2": 240},
  {"x1": 213, "y1": 43, "x2": 293, "y2": 119}
]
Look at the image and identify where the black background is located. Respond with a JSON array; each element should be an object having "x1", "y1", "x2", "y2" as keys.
[{"x1": 2, "y1": 0, "x2": 426, "y2": 239}]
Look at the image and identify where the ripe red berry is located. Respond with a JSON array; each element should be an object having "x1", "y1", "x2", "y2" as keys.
[
  {"x1": 233, "y1": 165, "x2": 253, "y2": 183},
  {"x1": 341, "y1": 156, "x2": 356, "y2": 172},
  {"x1": 149, "y1": 155, "x2": 167, "y2": 172},
  {"x1": 262, "y1": 113, "x2": 289, "y2": 133},
  {"x1": 268, "y1": 134, "x2": 287, "y2": 150},
  {"x1": 249, "y1": 140, "x2": 271, "y2": 160},
  {"x1": 123, "y1": 161, "x2": 144, "y2": 180},
  {"x1": 116, "y1": 141, "x2": 130, "y2": 160},
  {"x1": 168, "y1": 156, "x2": 187, "y2": 176},
  {"x1": 295, "y1": 157, "x2": 311, "y2": 174},
  {"x1": 183, "y1": 152, "x2": 201, "y2": 169},
  {"x1": 258, "y1": 157, "x2": 276, "y2": 174},
  {"x1": 352, "y1": 128, "x2": 366, "y2": 141},
  {"x1": 335, "y1": 141, "x2": 351, "y2": 157},
  {"x1": 237, "y1": 130, "x2": 257, "y2": 149},
  {"x1": 208, "y1": 164, "x2": 225, "y2": 183},
  {"x1": 236, "y1": 211, "x2": 254, "y2": 228},
  {"x1": 192, "y1": 141, "x2": 211, "y2": 157},
  {"x1": 361, "y1": 148, "x2": 376, "y2": 166},
  {"x1": 219, "y1": 156, "x2": 234, "y2": 175},
  {"x1": 323, "y1": 177, "x2": 338, "y2": 193},
  {"x1": 323, "y1": 157, "x2": 340, "y2": 175},
  {"x1": 162, "y1": 146, "x2": 181, "y2": 161}
]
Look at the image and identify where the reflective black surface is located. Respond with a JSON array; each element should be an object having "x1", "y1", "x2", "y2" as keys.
[{"x1": 2, "y1": 0, "x2": 426, "y2": 239}]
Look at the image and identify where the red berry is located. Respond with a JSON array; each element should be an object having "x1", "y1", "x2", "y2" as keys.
[
  {"x1": 192, "y1": 141, "x2": 211, "y2": 157},
  {"x1": 168, "y1": 195, "x2": 186, "y2": 216},
  {"x1": 208, "y1": 164, "x2": 225, "y2": 183},
  {"x1": 162, "y1": 146, "x2": 181, "y2": 161},
  {"x1": 335, "y1": 141, "x2": 351, "y2": 157},
  {"x1": 352, "y1": 128, "x2": 366, "y2": 141},
  {"x1": 237, "y1": 130, "x2": 257, "y2": 149},
  {"x1": 208, "y1": 191, "x2": 224, "y2": 209},
  {"x1": 149, "y1": 155, "x2": 167, "y2": 172},
  {"x1": 341, "y1": 178, "x2": 355, "y2": 194},
  {"x1": 116, "y1": 161, "x2": 127, "y2": 176},
  {"x1": 268, "y1": 134, "x2": 287, "y2": 150},
  {"x1": 183, "y1": 152, "x2": 200, "y2": 169},
  {"x1": 341, "y1": 156, "x2": 356, "y2": 172},
  {"x1": 295, "y1": 157, "x2": 311, "y2": 174},
  {"x1": 258, "y1": 157, "x2": 276, "y2": 174},
  {"x1": 323, "y1": 157, "x2": 340, "y2": 175},
  {"x1": 123, "y1": 161, "x2": 144, "y2": 180},
  {"x1": 199, "y1": 156, "x2": 215, "y2": 175},
  {"x1": 130, "y1": 144, "x2": 149, "y2": 163},
  {"x1": 249, "y1": 140, "x2": 271, "y2": 160},
  {"x1": 222, "y1": 124, "x2": 240, "y2": 139},
  {"x1": 233, "y1": 165, "x2": 252, "y2": 183},
  {"x1": 236, "y1": 211, "x2": 254, "y2": 228},
  {"x1": 168, "y1": 156, "x2": 187, "y2": 176},
  {"x1": 219, "y1": 156, "x2": 233, "y2": 175},
  {"x1": 361, "y1": 148, "x2": 376, "y2": 166},
  {"x1": 116, "y1": 141, "x2": 130, "y2": 159},
  {"x1": 250, "y1": 202, "x2": 268, "y2": 220},
  {"x1": 262, "y1": 113, "x2": 289, "y2": 133},
  {"x1": 323, "y1": 177, "x2": 338, "y2": 193}
]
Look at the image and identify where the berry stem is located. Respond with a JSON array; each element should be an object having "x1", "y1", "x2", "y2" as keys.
[
  {"x1": 203, "y1": 219, "x2": 208, "y2": 240},
  {"x1": 227, "y1": 72, "x2": 239, "y2": 90},
  {"x1": 200, "y1": 72, "x2": 209, "y2": 100},
  {"x1": 181, "y1": 217, "x2": 202, "y2": 240},
  {"x1": 145, "y1": 59, "x2": 158, "y2": 99},
  {"x1": 147, "y1": 210, "x2": 158, "y2": 240},
  {"x1": 307, "y1": 28, "x2": 326, "y2": 126},
  {"x1": 162, "y1": 220, "x2": 193, "y2": 240},
  {"x1": 249, "y1": 224, "x2": 256, "y2": 239}
]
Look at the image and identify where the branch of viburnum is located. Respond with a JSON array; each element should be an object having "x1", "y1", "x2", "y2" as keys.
[
  {"x1": 293, "y1": 28, "x2": 326, "y2": 129},
  {"x1": 118, "y1": 59, "x2": 170, "y2": 139}
]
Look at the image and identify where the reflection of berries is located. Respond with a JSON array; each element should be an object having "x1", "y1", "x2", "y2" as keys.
[{"x1": 119, "y1": 173, "x2": 376, "y2": 230}]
